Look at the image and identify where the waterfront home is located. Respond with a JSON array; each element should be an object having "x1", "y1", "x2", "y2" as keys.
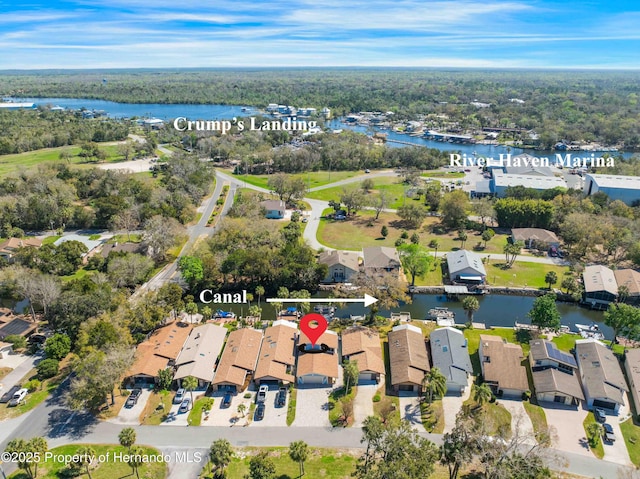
[
  {"x1": 318, "y1": 250, "x2": 360, "y2": 283},
  {"x1": 511, "y1": 228, "x2": 560, "y2": 249},
  {"x1": 582, "y1": 265, "x2": 618, "y2": 310},
  {"x1": 341, "y1": 327, "x2": 384, "y2": 384},
  {"x1": 479, "y1": 335, "x2": 528, "y2": 398},
  {"x1": 613, "y1": 269, "x2": 640, "y2": 306},
  {"x1": 624, "y1": 348, "x2": 640, "y2": 420},
  {"x1": 174, "y1": 323, "x2": 228, "y2": 390},
  {"x1": 429, "y1": 327, "x2": 473, "y2": 395},
  {"x1": 388, "y1": 324, "x2": 430, "y2": 393},
  {"x1": 362, "y1": 246, "x2": 401, "y2": 277},
  {"x1": 583, "y1": 174, "x2": 640, "y2": 206},
  {"x1": 125, "y1": 321, "x2": 193, "y2": 386},
  {"x1": 296, "y1": 330, "x2": 339, "y2": 386},
  {"x1": 447, "y1": 249, "x2": 486, "y2": 284},
  {"x1": 575, "y1": 338, "x2": 628, "y2": 413},
  {"x1": 253, "y1": 320, "x2": 298, "y2": 386},
  {"x1": 211, "y1": 328, "x2": 263, "y2": 392},
  {"x1": 260, "y1": 199, "x2": 286, "y2": 219},
  {"x1": 529, "y1": 339, "x2": 583, "y2": 406},
  {"x1": 0, "y1": 237, "x2": 42, "y2": 262}
]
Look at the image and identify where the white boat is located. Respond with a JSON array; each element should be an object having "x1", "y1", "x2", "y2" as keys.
[
  {"x1": 428, "y1": 307, "x2": 455, "y2": 320},
  {"x1": 575, "y1": 323, "x2": 600, "y2": 333},
  {"x1": 580, "y1": 330, "x2": 605, "y2": 340}
]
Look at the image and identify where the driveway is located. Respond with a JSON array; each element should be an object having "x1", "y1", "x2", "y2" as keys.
[
  {"x1": 109, "y1": 389, "x2": 151, "y2": 425},
  {"x1": 0, "y1": 353, "x2": 41, "y2": 394},
  {"x1": 203, "y1": 390, "x2": 251, "y2": 427},
  {"x1": 252, "y1": 386, "x2": 288, "y2": 427},
  {"x1": 293, "y1": 385, "x2": 333, "y2": 427},
  {"x1": 353, "y1": 382, "x2": 379, "y2": 427},
  {"x1": 603, "y1": 417, "x2": 632, "y2": 465},
  {"x1": 398, "y1": 392, "x2": 422, "y2": 429},
  {"x1": 541, "y1": 402, "x2": 591, "y2": 456},
  {"x1": 442, "y1": 376, "x2": 473, "y2": 433},
  {"x1": 0, "y1": 352, "x2": 31, "y2": 370},
  {"x1": 499, "y1": 398, "x2": 535, "y2": 442}
]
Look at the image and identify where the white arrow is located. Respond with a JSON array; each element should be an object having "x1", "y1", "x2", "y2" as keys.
[{"x1": 266, "y1": 294, "x2": 378, "y2": 308}]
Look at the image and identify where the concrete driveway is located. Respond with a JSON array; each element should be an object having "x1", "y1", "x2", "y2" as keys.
[
  {"x1": 0, "y1": 353, "x2": 41, "y2": 393},
  {"x1": 353, "y1": 382, "x2": 379, "y2": 427},
  {"x1": 109, "y1": 389, "x2": 151, "y2": 425},
  {"x1": 202, "y1": 390, "x2": 250, "y2": 427},
  {"x1": 162, "y1": 393, "x2": 199, "y2": 426},
  {"x1": 499, "y1": 398, "x2": 535, "y2": 442},
  {"x1": 398, "y1": 392, "x2": 422, "y2": 429},
  {"x1": 293, "y1": 385, "x2": 332, "y2": 427},
  {"x1": 541, "y1": 402, "x2": 590, "y2": 456},
  {"x1": 442, "y1": 376, "x2": 472, "y2": 433},
  {"x1": 603, "y1": 412, "x2": 632, "y2": 466},
  {"x1": 252, "y1": 387, "x2": 288, "y2": 427}
]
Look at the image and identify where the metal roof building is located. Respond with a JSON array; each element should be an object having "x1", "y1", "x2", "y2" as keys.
[{"x1": 583, "y1": 174, "x2": 640, "y2": 206}]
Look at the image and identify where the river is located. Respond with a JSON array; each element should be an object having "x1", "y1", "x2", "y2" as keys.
[
  {"x1": 211, "y1": 292, "x2": 611, "y2": 339},
  {"x1": 19, "y1": 97, "x2": 636, "y2": 160}
]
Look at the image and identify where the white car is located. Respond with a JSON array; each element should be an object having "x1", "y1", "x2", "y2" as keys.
[{"x1": 8, "y1": 388, "x2": 28, "y2": 407}]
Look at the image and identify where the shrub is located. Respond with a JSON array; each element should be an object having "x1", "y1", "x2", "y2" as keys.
[
  {"x1": 400, "y1": 230, "x2": 409, "y2": 239},
  {"x1": 4, "y1": 335, "x2": 27, "y2": 349},
  {"x1": 394, "y1": 238, "x2": 405, "y2": 247},
  {"x1": 25, "y1": 379, "x2": 41, "y2": 392},
  {"x1": 244, "y1": 392, "x2": 252, "y2": 399},
  {"x1": 372, "y1": 394, "x2": 381, "y2": 402},
  {"x1": 37, "y1": 358, "x2": 60, "y2": 380}
]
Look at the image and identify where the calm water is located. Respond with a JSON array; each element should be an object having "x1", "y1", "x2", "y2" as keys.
[
  {"x1": 215, "y1": 292, "x2": 611, "y2": 339},
  {"x1": 20, "y1": 97, "x2": 636, "y2": 160}
]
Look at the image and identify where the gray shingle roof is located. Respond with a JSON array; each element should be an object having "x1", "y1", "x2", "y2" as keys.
[
  {"x1": 576, "y1": 339, "x2": 628, "y2": 404},
  {"x1": 429, "y1": 327, "x2": 473, "y2": 388}
]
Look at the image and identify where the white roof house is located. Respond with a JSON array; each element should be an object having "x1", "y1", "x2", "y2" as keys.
[{"x1": 447, "y1": 250, "x2": 487, "y2": 283}]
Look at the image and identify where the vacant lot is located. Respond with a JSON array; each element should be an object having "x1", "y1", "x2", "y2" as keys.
[{"x1": 234, "y1": 170, "x2": 359, "y2": 190}]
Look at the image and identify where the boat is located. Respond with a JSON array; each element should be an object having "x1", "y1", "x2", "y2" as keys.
[
  {"x1": 428, "y1": 307, "x2": 455, "y2": 320},
  {"x1": 279, "y1": 307, "x2": 301, "y2": 318},
  {"x1": 436, "y1": 317, "x2": 456, "y2": 327},
  {"x1": 580, "y1": 330, "x2": 605, "y2": 340},
  {"x1": 213, "y1": 310, "x2": 236, "y2": 320},
  {"x1": 575, "y1": 323, "x2": 600, "y2": 333},
  {"x1": 313, "y1": 305, "x2": 336, "y2": 320}
]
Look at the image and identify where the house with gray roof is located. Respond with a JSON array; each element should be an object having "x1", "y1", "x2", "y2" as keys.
[
  {"x1": 575, "y1": 338, "x2": 628, "y2": 413},
  {"x1": 624, "y1": 348, "x2": 640, "y2": 420},
  {"x1": 529, "y1": 339, "x2": 583, "y2": 406},
  {"x1": 429, "y1": 327, "x2": 473, "y2": 395},
  {"x1": 174, "y1": 323, "x2": 228, "y2": 390},
  {"x1": 318, "y1": 250, "x2": 360, "y2": 283},
  {"x1": 447, "y1": 249, "x2": 486, "y2": 284},
  {"x1": 582, "y1": 265, "x2": 618, "y2": 310},
  {"x1": 363, "y1": 247, "x2": 401, "y2": 277}
]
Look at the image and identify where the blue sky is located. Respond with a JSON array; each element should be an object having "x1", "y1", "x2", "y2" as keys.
[{"x1": 1, "y1": 0, "x2": 640, "y2": 69}]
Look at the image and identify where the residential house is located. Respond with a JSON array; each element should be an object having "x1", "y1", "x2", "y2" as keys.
[
  {"x1": 100, "y1": 241, "x2": 142, "y2": 258},
  {"x1": 583, "y1": 174, "x2": 640, "y2": 206},
  {"x1": 388, "y1": 324, "x2": 430, "y2": 393},
  {"x1": 174, "y1": 324, "x2": 228, "y2": 390},
  {"x1": 614, "y1": 269, "x2": 640, "y2": 306},
  {"x1": 529, "y1": 339, "x2": 583, "y2": 406},
  {"x1": 0, "y1": 237, "x2": 42, "y2": 262},
  {"x1": 54, "y1": 234, "x2": 104, "y2": 262},
  {"x1": 624, "y1": 349, "x2": 640, "y2": 420},
  {"x1": 479, "y1": 335, "x2": 529, "y2": 397},
  {"x1": 0, "y1": 318, "x2": 38, "y2": 341},
  {"x1": 125, "y1": 321, "x2": 193, "y2": 386},
  {"x1": 429, "y1": 327, "x2": 473, "y2": 394},
  {"x1": 211, "y1": 328, "x2": 263, "y2": 392},
  {"x1": 0, "y1": 341, "x2": 12, "y2": 359},
  {"x1": 582, "y1": 265, "x2": 618, "y2": 310},
  {"x1": 260, "y1": 199, "x2": 286, "y2": 219},
  {"x1": 341, "y1": 327, "x2": 384, "y2": 383},
  {"x1": 254, "y1": 320, "x2": 298, "y2": 386},
  {"x1": 511, "y1": 228, "x2": 560, "y2": 249},
  {"x1": 296, "y1": 330, "x2": 339, "y2": 386},
  {"x1": 575, "y1": 338, "x2": 628, "y2": 413},
  {"x1": 362, "y1": 246, "x2": 401, "y2": 277},
  {"x1": 318, "y1": 250, "x2": 360, "y2": 283},
  {"x1": 447, "y1": 249, "x2": 487, "y2": 284}
]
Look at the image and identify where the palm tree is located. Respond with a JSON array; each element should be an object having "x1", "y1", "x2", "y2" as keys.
[
  {"x1": 185, "y1": 301, "x2": 198, "y2": 323},
  {"x1": 209, "y1": 438, "x2": 234, "y2": 476},
  {"x1": 128, "y1": 445, "x2": 145, "y2": 479},
  {"x1": 586, "y1": 422, "x2": 604, "y2": 448},
  {"x1": 458, "y1": 230, "x2": 468, "y2": 250},
  {"x1": 255, "y1": 285, "x2": 265, "y2": 307},
  {"x1": 118, "y1": 427, "x2": 136, "y2": 452},
  {"x1": 429, "y1": 239, "x2": 440, "y2": 258},
  {"x1": 472, "y1": 383, "x2": 493, "y2": 408},
  {"x1": 182, "y1": 375, "x2": 198, "y2": 405},
  {"x1": 77, "y1": 446, "x2": 96, "y2": 479},
  {"x1": 289, "y1": 440, "x2": 309, "y2": 477},
  {"x1": 422, "y1": 367, "x2": 447, "y2": 404},
  {"x1": 462, "y1": 296, "x2": 480, "y2": 326},
  {"x1": 201, "y1": 305, "x2": 212, "y2": 322},
  {"x1": 237, "y1": 403, "x2": 247, "y2": 417}
]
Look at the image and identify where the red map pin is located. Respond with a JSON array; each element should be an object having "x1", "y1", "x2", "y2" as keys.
[{"x1": 300, "y1": 313, "x2": 328, "y2": 347}]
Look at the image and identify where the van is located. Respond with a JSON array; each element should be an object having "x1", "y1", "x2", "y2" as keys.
[{"x1": 8, "y1": 388, "x2": 28, "y2": 407}]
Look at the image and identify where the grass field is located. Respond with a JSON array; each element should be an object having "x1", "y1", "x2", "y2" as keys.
[
  {"x1": 422, "y1": 171, "x2": 465, "y2": 179},
  {"x1": 552, "y1": 334, "x2": 624, "y2": 356},
  {"x1": 0, "y1": 144, "x2": 125, "y2": 176},
  {"x1": 523, "y1": 401, "x2": 549, "y2": 441},
  {"x1": 583, "y1": 412, "x2": 605, "y2": 459},
  {"x1": 141, "y1": 390, "x2": 173, "y2": 426},
  {"x1": 233, "y1": 170, "x2": 360, "y2": 190},
  {"x1": 421, "y1": 399, "x2": 445, "y2": 433},
  {"x1": 307, "y1": 176, "x2": 410, "y2": 209},
  {"x1": 188, "y1": 397, "x2": 213, "y2": 426},
  {"x1": 620, "y1": 418, "x2": 640, "y2": 466},
  {"x1": 484, "y1": 261, "x2": 571, "y2": 289},
  {"x1": 328, "y1": 386, "x2": 357, "y2": 427},
  {"x1": 7, "y1": 444, "x2": 167, "y2": 479}
]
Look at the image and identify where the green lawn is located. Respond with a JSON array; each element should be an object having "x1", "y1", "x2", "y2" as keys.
[
  {"x1": 620, "y1": 418, "x2": 640, "y2": 466},
  {"x1": 286, "y1": 387, "x2": 297, "y2": 426},
  {"x1": 328, "y1": 386, "x2": 357, "y2": 427},
  {"x1": 464, "y1": 327, "x2": 534, "y2": 376},
  {"x1": 0, "y1": 144, "x2": 124, "y2": 176},
  {"x1": 41, "y1": 235, "x2": 61, "y2": 245},
  {"x1": 523, "y1": 401, "x2": 549, "y2": 441},
  {"x1": 188, "y1": 397, "x2": 214, "y2": 426},
  {"x1": 7, "y1": 444, "x2": 167, "y2": 479},
  {"x1": 552, "y1": 334, "x2": 624, "y2": 356},
  {"x1": 307, "y1": 176, "x2": 410, "y2": 209},
  {"x1": 485, "y1": 261, "x2": 571, "y2": 289},
  {"x1": 141, "y1": 390, "x2": 174, "y2": 425},
  {"x1": 233, "y1": 170, "x2": 359, "y2": 190},
  {"x1": 412, "y1": 258, "x2": 445, "y2": 286},
  {"x1": 583, "y1": 412, "x2": 605, "y2": 459},
  {"x1": 463, "y1": 399, "x2": 512, "y2": 438},
  {"x1": 422, "y1": 171, "x2": 465, "y2": 179},
  {"x1": 421, "y1": 399, "x2": 445, "y2": 433}
]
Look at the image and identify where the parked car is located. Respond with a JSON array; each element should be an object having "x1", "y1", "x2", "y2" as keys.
[
  {"x1": 254, "y1": 402, "x2": 265, "y2": 421},
  {"x1": 603, "y1": 423, "x2": 616, "y2": 443},
  {"x1": 276, "y1": 387, "x2": 287, "y2": 408},
  {"x1": 0, "y1": 385, "x2": 20, "y2": 404},
  {"x1": 257, "y1": 385, "x2": 269, "y2": 403},
  {"x1": 173, "y1": 388, "x2": 185, "y2": 404},
  {"x1": 364, "y1": 169, "x2": 370, "y2": 173},
  {"x1": 222, "y1": 391, "x2": 233, "y2": 408},
  {"x1": 125, "y1": 389, "x2": 142, "y2": 408},
  {"x1": 594, "y1": 408, "x2": 606, "y2": 423},
  {"x1": 8, "y1": 388, "x2": 28, "y2": 407},
  {"x1": 178, "y1": 397, "x2": 191, "y2": 414},
  {"x1": 549, "y1": 246, "x2": 559, "y2": 257}
]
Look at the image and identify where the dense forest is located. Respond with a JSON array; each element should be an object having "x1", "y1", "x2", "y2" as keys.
[{"x1": 2, "y1": 69, "x2": 640, "y2": 148}]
